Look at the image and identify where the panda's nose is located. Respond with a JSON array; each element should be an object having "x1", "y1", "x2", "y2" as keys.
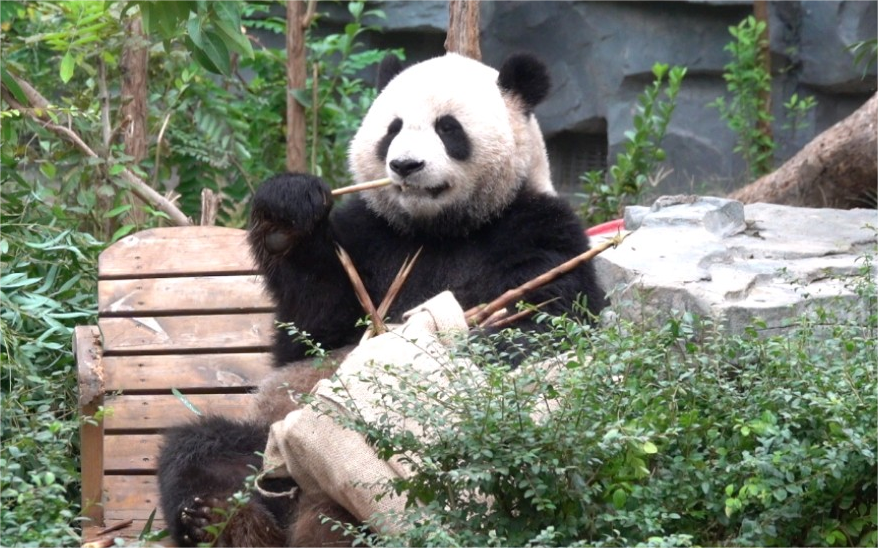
[{"x1": 389, "y1": 159, "x2": 425, "y2": 177}]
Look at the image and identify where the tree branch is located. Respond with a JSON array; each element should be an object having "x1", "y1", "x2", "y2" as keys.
[{"x1": 2, "y1": 72, "x2": 191, "y2": 226}]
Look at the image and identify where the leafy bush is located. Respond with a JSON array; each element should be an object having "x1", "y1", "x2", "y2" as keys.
[
  {"x1": 709, "y1": 15, "x2": 775, "y2": 180},
  {"x1": 579, "y1": 63, "x2": 686, "y2": 225},
  {"x1": 331, "y1": 261, "x2": 876, "y2": 547},
  {"x1": 0, "y1": 173, "x2": 104, "y2": 547}
]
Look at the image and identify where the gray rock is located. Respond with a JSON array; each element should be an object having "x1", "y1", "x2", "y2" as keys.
[{"x1": 594, "y1": 198, "x2": 876, "y2": 334}]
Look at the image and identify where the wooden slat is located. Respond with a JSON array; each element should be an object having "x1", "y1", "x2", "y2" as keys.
[
  {"x1": 75, "y1": 325, "x2": 105, "y2": 528},
  {"x1": 99, "y1": 227, "x2": 256, "y2": 278},
  {"x1": 83, "y1": 520, "x2": 172, "y2": 546},
  {"x1": 103, "y1": 353, "x2": 274, "y2": 391},
  {"x1": 102, "y1": 475, "x2": 162, "y2": 519},
  {"x1": 99, "y1": 275, "x2": 272, "y2": 315},
  {"x1": 99, "y1": 314, "x2": 275, "y2": 354},
  {"x1": 105, "y1": 434, "x2": 162, "y2": 472},
  {"x1": 103, "y1": 394, "x2": 253, "y2": 430}
]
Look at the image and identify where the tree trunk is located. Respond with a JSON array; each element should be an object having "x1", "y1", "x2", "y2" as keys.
[
  {"x1": 285, "y1": 0, "x2": 308, "y2": 172},
  {"x1": 445, "y1": 0, "x2": 481, "y2": 60},
  {"x1": 121, "y1": 17, "x2": 148, "y2": 164},
  {"x1": 729, "y1": 92, "x2": 877, "y2": 209}
]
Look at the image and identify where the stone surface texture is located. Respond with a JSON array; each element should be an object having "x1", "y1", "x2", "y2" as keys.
[
  {"x1": 594, "y1": 197, "x2": 876, "y2": 333},
  {"x1": 331, "y1": 0, "x2": 877, "y2": 193}
]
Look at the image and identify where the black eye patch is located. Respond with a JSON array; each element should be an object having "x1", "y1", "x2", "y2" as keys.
[
  {"x1": 376, "y1": 117, "x2": 403, "y2": 161},
  {"x1": 434, "y1": 115, "x2": 471, "y2": 161}
]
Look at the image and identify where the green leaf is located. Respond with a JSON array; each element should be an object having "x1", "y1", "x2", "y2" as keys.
[
  {"x1": 214, "y1": 18, "x2": 253, "y2": 58},
  {"x1": 110, "y1": 224, "x2": 136, "y2": 242},
  {"x1": 612, "y1": 488, "x2": 627, "y2": 509},
  {"x1": 103, "y1": 204, "x2": 133, "y2": 219},
  {"x1": 171, "y1": 388, "x2": 203, "y2": 416},
  {"x1": 198, "y1": 29, "x2": 231, "y2": 75},
  {"x1": 59, "y1": 51, "x2": 75, "y2": 83},
  {"x1": 1, "y1": 67, "x2": 28, "y2": 105}
]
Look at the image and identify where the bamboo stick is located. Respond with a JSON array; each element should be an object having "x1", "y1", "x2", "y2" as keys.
[
  {"x1": 465, "y1": 231, "x2": 632, "y2": 326},
  {"x1": 331, "y1": 177, "x2": 392, "y2": 196}
]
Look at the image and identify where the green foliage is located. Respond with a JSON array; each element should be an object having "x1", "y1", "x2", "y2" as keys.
[
  {"x1": 131, "y1": 1, "x2": 254, "y2": 76},
  {"x1": 1, "y1": 174, "x2": 104, "y2": 547},
  {"x1": 847, "y1": 38, "x2": 878, "y2": 78},
  {"x1": 292, "y1": 2, "x2": 404, "y2": 186},
  {"x1": 329, "y1": 263, "x2": 876, "y2": 547},
  {"x1": 579, "y1": 63, "x2": 686, "y2": 225},
  {"x1": 3, "y1": 1, "x2": 400, "y2": 225},
  {"x1": 710, "y1": 15, "x2": 775, "y2": 179}
]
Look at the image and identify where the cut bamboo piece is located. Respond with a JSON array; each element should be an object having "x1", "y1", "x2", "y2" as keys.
[{"x1": 331, "y1": 177, "x2": 392, "y2": 196}]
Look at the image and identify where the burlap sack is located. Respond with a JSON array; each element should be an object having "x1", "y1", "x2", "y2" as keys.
[{"x1": 261, "y1": 291, "x2": 473, "y2": 533}]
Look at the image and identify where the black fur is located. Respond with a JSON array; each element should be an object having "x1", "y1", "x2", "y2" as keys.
[
  {"x1": 376, "y1": 118, "x2": 403, "y2": 162},
  {"x1": 376, "y1": 55, "x2": 404, "y2": 92},
  {"x1": 434, "y1": 114, "x2": 472, "y2": 161},
  {"x1": 497, "y1": 53, "x2": 551, "y2": 112},
  {"x1": 157, "y1": 416, "x2": 294, "y2": 546},
  {"x1": 249, "y1": 172, "x2": 605, "y2": 366}
]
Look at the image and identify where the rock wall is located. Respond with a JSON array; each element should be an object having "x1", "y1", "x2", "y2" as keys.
[{"x1": 316, "y1": 1, "x2": 877, "y2": 195}]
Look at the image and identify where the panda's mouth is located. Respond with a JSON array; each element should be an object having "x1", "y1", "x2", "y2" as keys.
[{"x1": 398, "y1": 181, "x2": 451, "y2": 198}]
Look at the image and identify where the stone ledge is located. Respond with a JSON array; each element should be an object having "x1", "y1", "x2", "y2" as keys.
[{"x1": 594, "y1": 196, "x2": 876, "y2": 333}]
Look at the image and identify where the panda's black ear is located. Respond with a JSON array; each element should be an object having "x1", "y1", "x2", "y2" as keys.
[
  {"x1": 377, "y1": 55, "x2": 404, "y2": 92},
  {"x1": 497, "y1": 53, "x2": 551, "y2": 112}
]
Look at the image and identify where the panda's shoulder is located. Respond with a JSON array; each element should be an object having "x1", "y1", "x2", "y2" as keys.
[
  {"x1": 497, "y1": 189, "x2": 587, "y2": 247},
  {"x1": 331, "y1": 196, "x2": 387, "y2": 232}
]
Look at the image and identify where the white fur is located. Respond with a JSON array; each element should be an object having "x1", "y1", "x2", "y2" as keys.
[{"x1": 349, "y1": 54, "x2": 555, "y2": 233}]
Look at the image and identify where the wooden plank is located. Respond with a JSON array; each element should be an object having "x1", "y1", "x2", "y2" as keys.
[
  {"x1": 99, "y1": 314, "x2": 275, "y2": 354},
  {"x1": 103, "y1": 394, "x2": 253, "y2": 430},
  {"x1": 99, "y1": 227, "x2": 257, "y2": 278},
  {"x1": 83, "y1": 520, "x2": 173, "y2": 546},
  {"x1": 75, "y1": 325, "x2": 105, "y2": 528},
  {"x1": 103, "y1": 353, "x2": 275, "y2": 392},
  {"x1": 102, "y1": 475, "x2": 162, "y2": 519},
  {"x1": 99, "y1": 275, "x2": 273, "y2": 315},
  {"x1": 105, "y1": 434, "x2": 162, "y2": 473}
]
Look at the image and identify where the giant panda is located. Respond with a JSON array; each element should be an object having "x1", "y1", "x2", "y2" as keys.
[{"x1": 157, "y1": 52, "x2": 606, "y2": 547}]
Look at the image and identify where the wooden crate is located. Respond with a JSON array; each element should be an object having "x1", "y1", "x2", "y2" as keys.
[{"x1": 76, "y1": 226, "x2": 276, "y2": 546}]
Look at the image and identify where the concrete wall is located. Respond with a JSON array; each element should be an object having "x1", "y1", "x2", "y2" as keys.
[{"x1": 314, "y1": 1, "x2": 877, "y2": 196}]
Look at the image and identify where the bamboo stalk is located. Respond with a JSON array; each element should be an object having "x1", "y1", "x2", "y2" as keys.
[
  {"x1": 331, "y1": 177, "x2": 392, "y2": 196},
  {"x1": 335, "y1": 244, "x2": 387, "y2": 335},
  {"x1": 465, "y1": 231, "x2": 632, "y2": 326},
  {"x1": 376, "y1": 247, "x2": 423, "y2": 319}
]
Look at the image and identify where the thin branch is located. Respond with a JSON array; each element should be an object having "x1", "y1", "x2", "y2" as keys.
[
  {"x1": 153, "y1": 111, "x2": 172, "y2": 187},
  {"x1": 465, "y1": 231, "x2": 633, "y2": 326},
  {"x1": 2, "y1": 73, "x2": 191, "y2": 226},
  {"x1": 301, "y1": 0, "x2": 318, "y2": 28},
  {"x1": 98, "y1": 58, "x2": 111, "y2": 152},
  {"x1": 310, "y1": 62, "x2": 319, "y2": 174}
]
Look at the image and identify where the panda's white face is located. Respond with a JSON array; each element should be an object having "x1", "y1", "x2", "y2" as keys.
[{"x1": 349, "y1": 54, "x2": 554, "y2": 236}]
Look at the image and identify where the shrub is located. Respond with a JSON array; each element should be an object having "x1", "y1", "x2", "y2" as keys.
[
  {"x1": 331, "y1": 261, "x2": 877, "y2": 547},
  {"x1": 579, "y1": 63, "x2": 685, "y2": 225},
  {"x1": 0, "y1": 174, "x2": 104, "y2": 547}
]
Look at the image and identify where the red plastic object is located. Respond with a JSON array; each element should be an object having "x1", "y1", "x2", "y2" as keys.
[{"x1": 586, "y1": 218, "x2": 625, "y2": 237}]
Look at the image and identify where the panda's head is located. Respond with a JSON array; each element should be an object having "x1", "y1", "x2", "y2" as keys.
[{"x1": 349, "y1": 53, "x2": 555, "y2": 236}]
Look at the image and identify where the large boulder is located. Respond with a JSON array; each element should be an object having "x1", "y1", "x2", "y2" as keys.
[{"x1": 594, "y1": 197, "x2": 876, "y2": 333}]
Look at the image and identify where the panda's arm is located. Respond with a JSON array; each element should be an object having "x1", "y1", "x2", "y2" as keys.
[
  {"x1": 249, "y1": 173, "x2": 365, "y2": 365},
  {"x1": 487, "y1": 193, "x2": 607, "y2": 325}
]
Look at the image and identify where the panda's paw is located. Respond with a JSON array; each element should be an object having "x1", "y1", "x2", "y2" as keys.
[
  {"x1": 250, "y1": 173, "x2": 333, "y2": 254},
  {"x1": 177, "y1": 496, "x2": 226, "y2": 546}
]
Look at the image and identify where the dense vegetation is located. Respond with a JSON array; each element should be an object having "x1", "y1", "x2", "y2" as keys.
[{"x1": 334, "y1": 269, "x2": 877, "y2": 547}]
